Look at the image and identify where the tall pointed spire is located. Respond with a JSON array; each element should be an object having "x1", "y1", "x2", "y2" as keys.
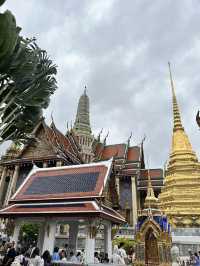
[
  {"x1": 73, "y1": 88, "x2": 94, "y2": 163},
  {"x1": 159, "y1": 64, "x2": 200, "y2": 227},
  {"x1": 144, "y1": 169, "x2": 158, "y2": 209},
  {"x1": 167, "y1": 63, "x2": 197, "y2": 162},
  {"x1": 168, "y1": 62, "x2": 184, "y2": 132},
  {"x1": 73, "y1": 87, "x2": 91, "y2": 135}
]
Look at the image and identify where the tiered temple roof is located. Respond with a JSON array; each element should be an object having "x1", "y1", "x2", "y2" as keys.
[
  {"x1": 0, "y1": 161, "x2": 125, "y2": 223},
  {"x1": 1, "y1": 118, "x2": 83, "y2": 166}
]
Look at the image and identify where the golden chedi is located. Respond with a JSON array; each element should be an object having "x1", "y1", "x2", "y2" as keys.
[{"x1": 159, "y1": 63, "x2": 200, "y2": 227}]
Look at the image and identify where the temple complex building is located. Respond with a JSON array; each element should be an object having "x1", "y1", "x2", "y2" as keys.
[
  {"x1": 159, "y1": 63, "x2": 200, "y2": 255},
  {"x1": 0, "y1": 89, "x2": 163, "y2": 231}
]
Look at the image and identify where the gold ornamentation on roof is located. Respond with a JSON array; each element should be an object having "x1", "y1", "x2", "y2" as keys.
[{"x1": 144, "y1": 169, "x2": 158, "y2": 209}]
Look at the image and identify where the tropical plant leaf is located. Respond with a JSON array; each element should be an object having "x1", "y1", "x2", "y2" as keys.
[{"x1": 0, "y1": 9, "x2": 57, "y2": 144}]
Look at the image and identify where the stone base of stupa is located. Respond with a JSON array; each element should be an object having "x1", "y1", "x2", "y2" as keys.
[{"x1": 172, "y1": 227, "x2": 200, "y2": 256}]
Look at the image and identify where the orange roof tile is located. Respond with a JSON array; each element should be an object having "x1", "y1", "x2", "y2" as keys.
[
  {"x1": 127, "y1": 146, "x2": 140, "y2": 161},
  {"x1": 101, "y1": 144, "x2": 126, "y2": 159}
]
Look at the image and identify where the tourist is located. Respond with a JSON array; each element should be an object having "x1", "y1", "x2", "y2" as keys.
[
  {"x1": 4, "y1": 242, "x2": 17, "y2": 266},
  {"x1": 193, "y1": 252, "x2": 200, "y2": 266},
  {"x1": 118, "y1": 242, "x2": 127, "y2": 264},
  {"x1": 28, "y1": 247, "x2": 44, "y2": 266},
  {"x1": 80, "y1": 249, "x2": 85, "y2": 263},
  {"x1": 42, "y1": 250, "x2": 51, "y2": 266},
  {"x1": 102, "y1": 253, "x2": 109, "y2": 263},
  {"x1": 52, "y1": 247, "x2": 60, "y2": 261},
  {"x1": 110, "y1": 245, "x2": 124, "y2": 265},
  {"x1": 76, "y1": 252, "x2": 81, "y2": 263},
  {"x1": 69, "y1": 251, "x2": 78, "y2": 263},
  {"x1": 64, "y1": 244, "x2": 70, "y2": 258},
  {"x1": 128, "y1": 247, "x2": 135, "y2": 264},
  {"x1": 60, "y1": 250, "x2": 67, "y2": 261},
  {"x1": 0, "y1": 240, "x2": 7, "y2": 256},
  {"x1": 94, "y1": 252, "x2": 100, "y2": 263},
  {"x1": 11, "y1": 248, "x2": 27, "y2": 266}
]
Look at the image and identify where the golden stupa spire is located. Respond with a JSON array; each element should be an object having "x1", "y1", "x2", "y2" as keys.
[
  {"x1": 159, "y1": 63, "x2": 200, "y2": 227},
  {"x1": 166, "y1": 62, "x2": 198, "y2": 163},
  {"x1": 144, "y1": 169, "x2": 158, "y2": 209},
  {"x1": 168, "y1": 62, "x2": 184, "y2": 132}
]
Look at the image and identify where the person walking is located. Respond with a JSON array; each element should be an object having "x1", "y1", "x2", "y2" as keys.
[
  {"x1": 52, "y1": 247, "x2": 60, "y2": 261},
  {"x1": 118, "y1": 242, "x2": 127, "y2": 264},
  {"x1": 28, "y1": 247, "x2": 44, "y2": 266},
  {"x1": 42, "y1": 251, "x2": 51, "y2": 266},
  {"x1": 110, "y1": 245, "x2": 124, "y2": 265},
  {"x1": 193, "y1": 252, "x2": 200, "y2": 266}
]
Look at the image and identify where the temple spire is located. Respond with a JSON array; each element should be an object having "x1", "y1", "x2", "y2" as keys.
[
  {"x1": 144, "y1": 169, "x2": 158, "y2": 209},
  {"x1": 159, "y1": 64, "x2": 200, "y2": 227},
  {"x1": 73, "y1": 87, "x2": 91, "y2": 135},
  {"x1": 73, "y1": 88, "x2": 94, "y2": 163},
  {"x1": 168, "y1": 62, "x2": 184, "y2": 132}
]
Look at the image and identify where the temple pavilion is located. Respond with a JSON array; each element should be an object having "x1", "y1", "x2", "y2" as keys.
[
  {"x1": 159, "y1": 63, "x2": 200, "y2": 255},
  {"x1": 0, "y1": 160, "x2": 125, "y2": 263},
  {"x1": 0, "y1": 88, "x2": 163, "y2": 230}
]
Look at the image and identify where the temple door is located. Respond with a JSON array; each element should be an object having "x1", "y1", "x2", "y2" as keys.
[{"x1": 145, "y1": 228, "x2": 159, "y2": 266}]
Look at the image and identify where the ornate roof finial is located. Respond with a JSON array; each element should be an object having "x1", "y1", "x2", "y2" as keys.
[
  {"x1": 84, "y1": 85, "x2": 87, "y2": 95},
  {"x1": 144, "y1": 169, "x2": 158, "y2": 209},
  {"x1": 103, "y1": 131, "x2": 109, "y2": 145},
  {"x1": 168, "y1": 62, "x2": 184, "y2": 132},
  {"x1": 97, "y1": 128, "x2": 103, "y2": 142},
  {"x1": 196, "y1": 110, "x2": 200, "y2": 128},
  {"x1": 141, "y1": 134, "x2": 146, "y2": 146},
  {"x1": 127, "y1": 132, "x2": 132, "y2": 147}
]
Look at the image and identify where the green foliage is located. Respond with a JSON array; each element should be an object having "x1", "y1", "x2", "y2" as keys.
[
  {"x1": 113, "y1": 237, "x2": 136, "y2": 253},
  {"x1": 0, "y1": 7, "x2": 57, "y2": 144},
  {"x1": 0, "y1": 0, "x2": 6, "y2": 6},
  {"x1": 20, "y1": 223, "x2": 39, "y2": 245}
]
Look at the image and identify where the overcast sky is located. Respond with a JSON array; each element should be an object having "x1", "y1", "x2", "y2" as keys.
[{"x1": 2, "y1": 0, "x2": 200, "y2": 168}]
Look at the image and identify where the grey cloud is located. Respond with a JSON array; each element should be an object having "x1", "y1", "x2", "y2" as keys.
[{"x1": 2, "y1": 0, "x2": 200, "y2": 167}]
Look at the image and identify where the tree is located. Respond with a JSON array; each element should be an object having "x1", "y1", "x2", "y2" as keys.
[
  {"x1": 0, "y1": 1, "x2": 57, "y2": 144},
  {"x1": 112, "y1": 237, "x2": 136, "y2": 253},
  {"x1": 19, "y1": 224, "x2": 39, "y2": 247}
]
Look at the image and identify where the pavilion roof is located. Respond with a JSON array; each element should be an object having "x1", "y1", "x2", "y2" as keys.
[
  {"x1": 0, "y1": 200, "x2": 125, "y2": 223},
  {"x1": 10, "y1": 160, "x2": 112, "y2": 203}
]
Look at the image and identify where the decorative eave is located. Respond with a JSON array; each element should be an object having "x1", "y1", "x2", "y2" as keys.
[{"x1": 0, "y1": 200, "x2": 125, "y2": 224}]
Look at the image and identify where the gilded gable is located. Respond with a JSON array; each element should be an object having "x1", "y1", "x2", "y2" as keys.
[{"x1": 19, "y1": 124, "x2": 57, "y2": 159}]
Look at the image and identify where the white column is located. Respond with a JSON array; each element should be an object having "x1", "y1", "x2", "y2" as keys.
[
  {"x1": 0, "y1": 167, "x2": 7, "y2": 205},
  {"x1": 116, "y1": 176, "x2": 120, "y2": 200},
  {"x1": 56, "y1": 161, "x2": 62, "y2": 167},
  {"x1": 131, "y1": 176, "x2": 138, "y2": 226},
  {"x1": 37, "y1": 223, "x2": 45, "y2": 252},
  {"x1": 5, "y1": 165, "x2": 19, "y2": 205},
  {"x1": 42, "y1": 221, "x2": 57, "y2": 254},
  {"x1": 68, "y1": 222, "x2": 79, "y2": 252},
  {"x1": 12, "y1": 220, "x2": 21, "y2": 243},
  {"x1": 85, "y1": 225, "x2": 95, "y2": 264},
  {"x1": 43, "y1": 162, "x2": 48, "y2": 168},
  {"x1": 104, "y1": 222, "x2": 112, "y2": 259}
]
